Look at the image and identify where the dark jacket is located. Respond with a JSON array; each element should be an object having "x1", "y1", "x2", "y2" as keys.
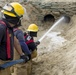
[
  {"x1": 0, "y1": 19, "x2": 14, "y2": 60},
  {"x1": 24, "y1": 32, "x2": 37, "y2": 52}
]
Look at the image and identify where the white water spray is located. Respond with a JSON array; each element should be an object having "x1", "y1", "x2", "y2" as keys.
[{"x1": 39, "y1": 16, "x2": 66, "y2": 42}]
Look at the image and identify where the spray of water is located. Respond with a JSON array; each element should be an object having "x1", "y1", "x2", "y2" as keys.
[{"x1": 39, "y1": 16, "x2": 67, "y2": 42}]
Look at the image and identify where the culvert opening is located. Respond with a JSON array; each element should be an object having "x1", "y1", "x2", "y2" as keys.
[{"x1": 43, "y1": 14, "x2": 55, "y2": 22}]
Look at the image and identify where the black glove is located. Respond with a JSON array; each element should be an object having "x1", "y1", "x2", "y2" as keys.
[
  {"x1": 35, "y1": 41, "x2": 40, "y2": 46},
  {"x1": 27, "y1": 54, "x2": 31, "y2": 60},
  {"x1": 20, "y1": 55, "x2": 30, "y2": 62}
]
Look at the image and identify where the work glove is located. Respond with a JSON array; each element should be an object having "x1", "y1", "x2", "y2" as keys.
[
  {"x1": 20, "y1": 55, "x2": 30, "y2": 62},
  {"x1": 27, "y1": 54, "x2": 31, "y2": 60},
  {"x1": 35, "y1": 41, "x2": 40, "y2": 46}
]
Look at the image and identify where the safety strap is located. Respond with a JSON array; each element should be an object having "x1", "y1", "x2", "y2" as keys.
[{"x1": 0, "y1": 20, "x2": 11, "y2": 59}]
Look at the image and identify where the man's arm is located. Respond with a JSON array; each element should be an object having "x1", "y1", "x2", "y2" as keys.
[
  {"x1": 14, "y1": 36, "x2": 30, "y2": 62},
  {"x1": 14, "y1": 36, "x2": 24, "y2": 56},
  {"x1": 15, "y1": 30, "x2": 31, "y2": 55}
]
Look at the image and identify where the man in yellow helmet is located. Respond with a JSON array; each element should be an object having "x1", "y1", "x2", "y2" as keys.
[
  {"x1": 12, "y1": 24, "x2": 39, "y2": 75},
  {"x1": 0, "y1": 2, "x2": 29, "y2": 75},
  {"x1": 24, "y1": 24, "x2": 40, "y2": 59}
]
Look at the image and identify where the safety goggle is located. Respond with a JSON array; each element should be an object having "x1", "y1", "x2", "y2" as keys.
[{"x1": 3, "y1": 4, "x2": 23, "y2": 18}]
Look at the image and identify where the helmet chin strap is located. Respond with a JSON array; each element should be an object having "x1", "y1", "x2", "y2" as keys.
[
  {"x1": 28, "y1": 32, "x2": 37, "y2": 37},
  {"x1": 13, "y1": 20, "x2": 21, "y2": 28}
]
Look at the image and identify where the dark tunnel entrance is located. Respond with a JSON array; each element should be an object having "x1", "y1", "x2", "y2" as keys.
[{"x1": 43, "y1": 14, "x2": 55, "y2": 22}]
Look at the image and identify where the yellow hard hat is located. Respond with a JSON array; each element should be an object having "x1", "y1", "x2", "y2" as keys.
[
  {"x1": 1, "y1": 2, "x2": 25, "y2": 18},
  {"x1": 27, "y1": 24, "x2": 38, "y2": 32}
]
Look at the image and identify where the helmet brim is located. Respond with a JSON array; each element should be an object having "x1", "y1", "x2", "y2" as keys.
[{"x1": 1, "y1": 10, "x2": 16, "y2": 17}]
